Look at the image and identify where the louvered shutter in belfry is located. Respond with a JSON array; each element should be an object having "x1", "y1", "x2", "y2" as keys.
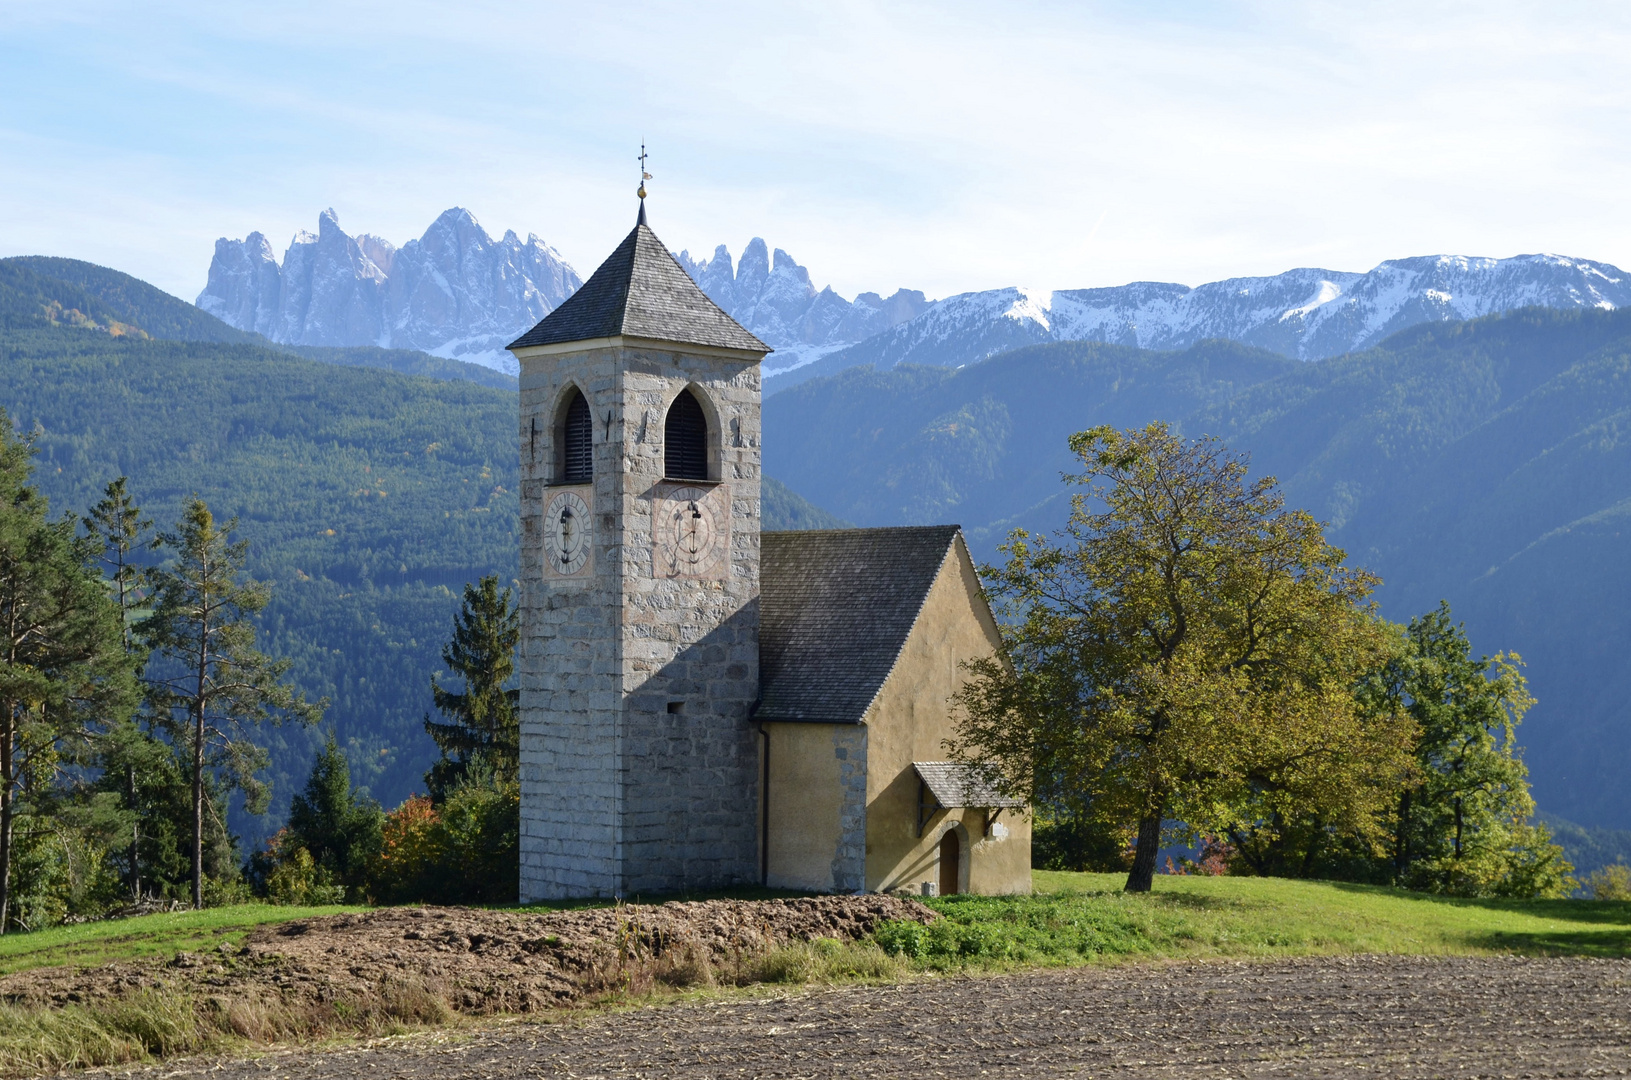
[
  {"x1": 665, "y1": 391, "x2": 709, "y2": 480},
  {"x1": 563, "y1": 392, "x2": 593, "y2": 484}
]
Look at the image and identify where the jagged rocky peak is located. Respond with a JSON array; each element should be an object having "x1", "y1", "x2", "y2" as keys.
[
  {"x1": 197, "y1": 208, "x2": 582, "y2": 373},
  {"x1": 675, "y1": 239, "x2": 929, "y2": 374}
]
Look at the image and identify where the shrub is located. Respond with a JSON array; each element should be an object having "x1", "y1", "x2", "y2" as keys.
[
  {"x1": 872, "y1": 920, "x2": 928, "y2": 959},
  {"x1": 6, "y1": 817, "x2": 122, "y2": 930},
  {"x1": 364, "y1": 778, "x2": 517, "y2": 904},
  {"x1": 201, "y1": 874, "x2": 254, "y2": 907},
  {"x1": 434, "y1": 777, "x2": 518, "y2": 904},
  {"x1": 368, "y1": 795, "x2": 442, "y2": 903},
  {"x1": 1585, "y1": 863, "x2": 1631, "y2": 901},
  {"x1": 260, "y1": 832, "x2": 344, "y2": 906}
]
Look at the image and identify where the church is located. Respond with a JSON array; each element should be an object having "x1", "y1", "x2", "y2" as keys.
[{"x1": 505, "y1": 198, "x2": 1030, "y2": 902}]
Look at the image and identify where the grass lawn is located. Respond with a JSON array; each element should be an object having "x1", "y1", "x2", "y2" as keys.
[
  {"x1": 0, "y1": 904, "x2": 366, "y2": 977},
  {"x1": 1, "y1": 873, "x2": 1628, "y2": 981},
  {"x1": 898, "y1": 871, "x2": 1631, "y2": 970}
]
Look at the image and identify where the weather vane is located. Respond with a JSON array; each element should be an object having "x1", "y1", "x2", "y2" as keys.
[{"x1": 637, "y1": 142, "x2": 651, "y2": 201}]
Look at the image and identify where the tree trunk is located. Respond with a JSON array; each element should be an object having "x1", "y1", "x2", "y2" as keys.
[
  {"x1": 1125, "y1": 812, "x2": 1163, "y2": 892},
  {"x1": 192, "y1": 599, "x2": 209, "y2": 911},
  {"x1": 0, "y1": 712, "x2": 12, "y2": 934},
  {"x1": 127, "y1": 763, "x2": 140, "y2": 900},
  {"x1": 1394, "y1": 789, "x2": 1412, "y2": 880},
  {"x1": 192, "y1": 700, "x2": 204, "y2": 910},
  {"x1": 1299, "y1": 819, "x2": 1323, "y2": 878}
]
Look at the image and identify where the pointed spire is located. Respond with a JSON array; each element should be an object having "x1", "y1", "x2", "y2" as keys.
[
  {"x1": 636, "y1": 141, "x2": 651, "y2": 227},
  {"x1": 507, "y1": 218, "x2": 769, "y2": 356}
]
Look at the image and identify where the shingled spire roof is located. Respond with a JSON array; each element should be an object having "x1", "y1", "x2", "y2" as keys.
[{"x1": 507, "y1": 218, "x2": 769, "y2": 355}]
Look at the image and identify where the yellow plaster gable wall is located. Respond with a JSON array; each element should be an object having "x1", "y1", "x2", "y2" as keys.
[{"x1": 862, "y1": 538, "x2": 1031, "y2": 895}]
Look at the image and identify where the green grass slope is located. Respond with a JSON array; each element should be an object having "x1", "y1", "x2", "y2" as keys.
[{"x1": 7, "y1": 872, "x2": 1629, "y2": 978}]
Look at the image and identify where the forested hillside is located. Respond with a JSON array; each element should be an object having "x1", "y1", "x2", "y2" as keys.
[
  {"x1": 766, "y1": 307, "x2": 1631, "y2": 832},
  {"x1": 0, "y1": 327, "x2": 518, "y2": 840},
  {"x1": 0, "y1": 257, "x2": 517, "y2": 389},
  {"x1": 764, "y1": 338, "x2": 1297, "y2": 546},
  {"x1": 1200, "y1": 308, "x2": 1631, "y2": 831}
]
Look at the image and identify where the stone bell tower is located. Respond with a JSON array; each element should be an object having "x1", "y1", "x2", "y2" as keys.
[{"x1": 507, "y1": 201, "x2": 769, "y2": 901}]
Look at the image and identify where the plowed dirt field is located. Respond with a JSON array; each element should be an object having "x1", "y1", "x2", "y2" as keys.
[{"x1": 106, "y1": 954, "x2": 1631, "y2": 1079}]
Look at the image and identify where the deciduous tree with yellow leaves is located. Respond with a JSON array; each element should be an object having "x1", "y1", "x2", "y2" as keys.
[{"x1": 953, "y1": 423, "x2": 1415, "y2": 892}]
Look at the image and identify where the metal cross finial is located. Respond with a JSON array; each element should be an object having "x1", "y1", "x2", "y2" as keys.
[{"x1": 637, "y1": 142, "x2": 651, "y2": 200}]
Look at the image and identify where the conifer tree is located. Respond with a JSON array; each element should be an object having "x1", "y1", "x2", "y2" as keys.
[
  {"x1": 286, "y1": 733, "x2": 382, "y2": 896},
  {"x1": 0, "y1": 417, "x2": 135, "y2": 930},
  {"x1": 144, "y1": 497, "x2": 322, "y2": 908},
  {"x1": 423, "y1": 574, "x2": 519, "y2": 800},
  {"x1": 81, "y1": 477, "x2": 170, "y2": 899},
  {"x1": 81, "y1": 477, "x2": 153, "y2": 654}
]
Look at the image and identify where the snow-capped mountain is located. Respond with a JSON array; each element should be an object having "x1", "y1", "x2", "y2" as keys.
[
  {"x1": 202, "y1": 210, "x2": 1630, "y2": 384},
  {"x1": 675, "y1": 240, "x2": 929, "y2": 375},
  {"x1": 199, "y1": 211, "x2": 924, "y2": 374},
  {"x1": 198, "y1": 209, "x2": 581, "y2": 372},
  {"x1": 784, "y1": 254, "x2": 1631, "y2": 387}
]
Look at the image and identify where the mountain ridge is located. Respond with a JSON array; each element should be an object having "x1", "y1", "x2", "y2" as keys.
[{"x1": 770, "y1": 253, "x2": 1630, "y2": 391}]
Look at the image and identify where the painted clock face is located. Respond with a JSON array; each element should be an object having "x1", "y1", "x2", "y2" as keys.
[
  {"x1": 654, "y1": 484, "x2": 729, "y2": 579},
  {"x1": 542, "y1": 489, "x2": 592, "y2": 577}
]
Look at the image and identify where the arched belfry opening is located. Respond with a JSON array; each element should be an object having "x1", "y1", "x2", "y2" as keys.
[
  {"x1": 665, "y1": 389, "x2": 710, "y2": 480},
  {"x1": 559, "y1": 388, "x2": 592, "y2": 484}
]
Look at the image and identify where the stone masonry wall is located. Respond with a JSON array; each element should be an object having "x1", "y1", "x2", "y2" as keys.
[
  {"x1": 616, "y1": 345, "x2": 761, "y2": 893},
  {"x1": 518, "y1": 345, "x2": 623, "y2": 900},
  {"x1": 517, "y1": 341, "x2": 762, "y2": 900}
]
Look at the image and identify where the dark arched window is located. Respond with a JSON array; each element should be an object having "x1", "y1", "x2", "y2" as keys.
[
  {"x1": 665, "y1": 390, "x2": 709, "y2": 480},
  {"x1": 561, "y1": 390, "x2": 592, "y2": 484}
]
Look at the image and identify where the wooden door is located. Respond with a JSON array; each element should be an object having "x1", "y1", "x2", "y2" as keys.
[{"x1": 939, "y1": 830, "x2": 961, "y2": 896}]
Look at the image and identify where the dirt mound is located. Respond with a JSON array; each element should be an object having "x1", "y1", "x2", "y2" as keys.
[{"x1": 0, "y1": 895, "x2": 934, "y2": 1015}]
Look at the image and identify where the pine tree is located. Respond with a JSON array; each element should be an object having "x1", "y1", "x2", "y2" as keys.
[
  {"x1": 81, "y1": 477, "x2": 170, "y2": 899},
  {"x1": 81, "y1": 477, "x2": 153, "y2": 655},
  {"x1": 286, "y1": 733, "x2": 382, "y2": 897},
  {"x1": 423, "y1": 574, "x2": 519, "y2": 801},
  {"x1": 0, "y1": 416, "x2": 135, "y2": 930},
  {"x1": 143, "y1": 497, "x2": 322, "y2": 908}
]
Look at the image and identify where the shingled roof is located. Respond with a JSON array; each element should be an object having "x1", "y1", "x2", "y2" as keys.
[
  {"x1": 914, "y1": 762, "x2": 1025, "y2": 809},
  {"x1": 507, "y1": 219, "x2": 769, "y2": 354},
  {"x1": 756, "y1": 526, "x2": 963, "y2": 724}
]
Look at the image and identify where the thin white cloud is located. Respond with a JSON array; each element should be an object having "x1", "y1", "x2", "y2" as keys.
[{"x1": 0, "y1": 0, "x2": 1626, "y2": 302}]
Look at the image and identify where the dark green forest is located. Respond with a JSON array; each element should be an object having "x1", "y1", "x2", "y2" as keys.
[
  {"x1": 0, "y1": 326, "x2": 518, "y2": 843},
  {"x1": 766, "y1": 307, "x2": 1631, "y2": 841},
  {"x1": 0, "y1": 257, "x2": 845, "y2": 851},
  {"x1": 5, "y1": 251, "x2": 1629, "y2": 870}
]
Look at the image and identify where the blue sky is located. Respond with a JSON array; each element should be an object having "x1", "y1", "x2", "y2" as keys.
[{"x1": 1, "y1": 0, "x2": 1627, "y2": 302}]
